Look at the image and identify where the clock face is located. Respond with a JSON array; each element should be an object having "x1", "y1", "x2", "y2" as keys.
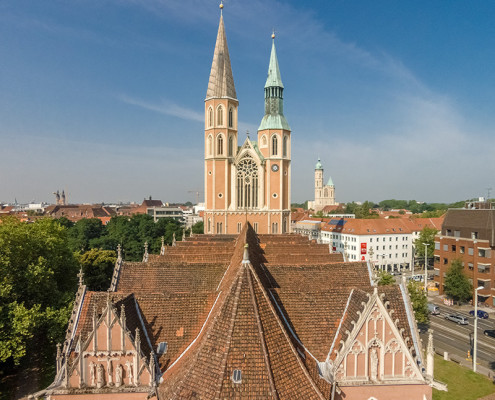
[{"x1": 271, "y1": 164, "x2": 279, "y2": 172}]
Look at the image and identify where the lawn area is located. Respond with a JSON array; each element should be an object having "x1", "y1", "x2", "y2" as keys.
[{"x1": 433, "y1": 354, "x2": 495, "y2": 400}]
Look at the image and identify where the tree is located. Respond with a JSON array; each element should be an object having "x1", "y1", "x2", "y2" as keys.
[
  {"x1": 377, "y1": 271, "x2": 395, "y2": 286},
  {"x1": 0, "y1": 217, "x2": 78, "y2": 365},
  {"x1": 76, "y1": 249, "x2": 116, "y2": 291},
  {"x1": 68, "y1": 218, "x2": 105, "y2": 252},
  {"x1": 407, "y1": 281, "x2": 429, "y2": 323},
  {"x1": 192, "y1": 221, "x2": 204, "y2": 234},
  {"x1": 444, "y1": 259, "x2": 473, "y2": 304},
  {"x1": 413, "y1": 226, "x2": 438, "y2": 261}
]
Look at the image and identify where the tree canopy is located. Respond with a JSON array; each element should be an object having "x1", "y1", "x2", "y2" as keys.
[
  {"x1": 76, "y1": 249, "x2": 116, "y2": 291},
  {"x1": 413, "y1": 226, "x2": 438, "y2": 260},
  {"x1": 444, "y1": 259, "x2": 473, "y2": 304},
  {"x1": 377, "y1": 271, "x2": 395, "y2": 286},
  {"x1": 407, "y1": 281, "x2": 429, "y2": 324}
]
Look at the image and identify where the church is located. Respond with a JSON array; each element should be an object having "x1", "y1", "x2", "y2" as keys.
[
  {"x1": 308, "y1": 158, "x2": 337, "y2": 212},
  {"x1": 203, "y1": 9, "x2": 291, "y2": 235},
  {"x1": 30, "y1": 8, "x2": 438, "y2": 400}
]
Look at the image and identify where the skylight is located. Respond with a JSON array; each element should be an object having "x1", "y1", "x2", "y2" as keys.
[
  {"x1": 157, "y1": 342, "x2": 168, "y2": 355},
  {"x1": 232, "y1": 369, "x2": 242, "y2": 384}
]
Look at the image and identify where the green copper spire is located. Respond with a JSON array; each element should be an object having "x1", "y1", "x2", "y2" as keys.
[
  {"x1": 258, "y1": 35, "x2": 290, "y2": 132},
  {"x1": 315, "y1": 158, "x2": 323, "y2": 170}
]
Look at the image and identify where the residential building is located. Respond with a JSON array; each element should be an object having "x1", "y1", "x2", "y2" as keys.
[
  {"x1": 433, "y1": 205, "x2": 495, "y2": 306},
  {"x1": 203, "y1": 14, "x2": 291, "y2": 234},
  {"x1": 45, "y1": 204, "x2": 116, "y2": 224},
  {"x1": 307, "y1": 158, "x2": 336, "y2": 211}
]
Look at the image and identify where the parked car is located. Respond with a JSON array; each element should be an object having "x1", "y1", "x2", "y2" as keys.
[
  {"x1": 445, "y1": 314, "x2": 469, "y2": 325},
  {"x1": 484, "y1": 329, "x2": 495, "y2": 338},
  {"x1": 469, "y1": 310, "x2": 489, "y2": 319},
  {"x1": 428, "y1": 304, "x2": 440, "y2": 315}
]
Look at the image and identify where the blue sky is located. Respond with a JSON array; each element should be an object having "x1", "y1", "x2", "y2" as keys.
[{"x1": 1, "y1": 0, "x2": 494, "y2": 204}]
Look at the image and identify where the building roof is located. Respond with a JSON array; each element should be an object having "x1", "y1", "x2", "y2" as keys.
[
  {"x1": 326, "y1": 176, "x2": 334, "y2": 186},
  {"x1": 442, "y1": 209, "x2": 495, "y2": 246},
  {"x1": 206, "y1": 15, "x2": 237, "y2": 100}
]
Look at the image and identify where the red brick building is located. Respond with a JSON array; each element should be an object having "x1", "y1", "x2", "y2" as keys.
[
  {"x1": 32, "y1": 223, "x2": 434, "y2": 399},
  {"x1": 434, "y1": 206, "x2": 495, "y2": 306}
]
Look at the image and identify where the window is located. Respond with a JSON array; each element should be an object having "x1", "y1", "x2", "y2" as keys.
[
  {"x1": 468, "y1": 248, "x2": 474, "y2": 255},
  {"x1": 216, "y1": 222, "x2": 223, "y2": 234},
  {"x1": 443, "y1": 244, "x2": 448, "y2": 251},
  {"x1": 228, "y1": 107, "x2": 233, "y2": 127},
  {"x1": 253, "y1": 222, "x2": 258, "y2": 233},
  {"x1": 452, "y1": 245, "x2": 456, "y2": 252},
  {"x1": 454, "y1": 230, "x2": 461, "y2": 237},
  {"x1": 217, "y1": 105, "x2": 224, "y2": 126},
  {"x1": 472, "y1": 232, "x2": 479, "y2": 239},
  {"x1": 271, "y1": 135, "x2": 278, "y2": 156},
  {"x1": 460, "y1": 246, "x2": 465, "y2": 254},
  {"x1": 207, "y1": 135, "x2": 213, "y2": 156},
  {"x1": 208, "y1": 107, "x2": 213, "y2": 127},
  {"x1": 283, "y1": 136, "x2": 288, "y2": 157},
  {"x1": 443, "y1": 258, "x2": 448, "y2": 265},
  {"x1": 207, "y1": 218, "x2": 211, "y2": 233},
  {"x1": 228, "y1": 135, "x2": 233, "y2": 157},
  {"x1": 237, "y1": 222, "x2": 242, "y2": 233},
  {"x1": 446, "y1": 229, "x2": 452, "y2": 236},
  {"x1": 272, "y1": 222, "x2": 278, "y2": 234},
  {"x1": 468, "y1": 263, "x2": 474, "y2": 270},
  {"x1": 261, "y1": 135, "x2": 267, "y2": 147},
  {"x1": 217, "y1": 135, "x2": 224, "y2": 155},
  {"x1": 236, "y1": 156, "x2": 258, "y2": 209},
  {"x1": 232, "y1": 369, "x2": 242, "y2": 384}
]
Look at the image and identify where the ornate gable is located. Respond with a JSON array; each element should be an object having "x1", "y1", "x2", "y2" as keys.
[
  {"x1": 234, "y1": 137, "x2": 264, "y2": 165},
  {"x1": 323, "y1": 288, "x2": 424, "y2": 386}
]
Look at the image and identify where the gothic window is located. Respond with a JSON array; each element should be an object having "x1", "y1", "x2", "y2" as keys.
[
  {"x1": 253, "y1": 222, "x2": 258, "y2": 233},
  {"x1": 207, "y1": 218, "x2": 211, "y2": 233},
  {"x1": 217, "y1": 105, "x2": 224, "y2": 126},
  {"x1": 228, "y1": 107, "x2": 233, "y2": 128},
  {"x1": 261, "y1": 135, "x2": 267, "y2": 147},
  {"x1": 237, "y1": 222, "x2": 242, "y2": 233},
  {"x1": 217, "y1": 135, "x2": 224, "y2": 155},
  {"x1": 271, "y1": 135, "x2": 278, "y2": 156},
  {"x1": 208, "y1": 107, "x2": 213, "y2": 127},
  {"x1": 283, "y1": 135, "x2": 288, "y2": 157},
  {"x1": 271, "y1": 222, "x2": 278, "y2": 234},
  {"x1": 228, "y1": 135, "x2": 233, "y2": 157},
  {"x1": 207, "y1": 135, "x2": 213, "y2": 156},
  {"x1": 216, "y1": 222, "x2": 223, "y2": 233},
  {"x1": 236, "y1": 156, "x2": 259, "y2": 209}
]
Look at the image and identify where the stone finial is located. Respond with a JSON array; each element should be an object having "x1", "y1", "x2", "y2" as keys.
[
  {"x1": 120, "y1": 304, "x2": 126, "y2": 328},
  {"x1": 172, "y1": 232, "x2": 176, "y2": 247},
  {"x1": 117, "y1": 243, "x2": 122, "y2": 261},
  {"x1": 182, "y1": 228, "x2": 186, "y2": 241},
  {"x1": 160, "y1": 236, "x2": 165, "y2": 255},
  {"x1": 242, "y1": 243, "x2": 249, "y2": 263},
  {"x1": 77, "y1": 267, "x2": 84, "y2": 287},
  {"x1": 135, "y1": 327, "x2": 141, "y2": 348},
  {"x1": 143, "y1": 241, "x2": 149, "y2": 263},
  {"x1": 56, "y1": 343, "x2": 62, "y2": 373},
  {"x1": 149, "y1": 353, "x2": 156, "y2": 386}
]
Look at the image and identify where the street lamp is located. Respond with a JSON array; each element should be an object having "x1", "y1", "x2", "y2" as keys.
[
  {"x1": 473, "y1": 285, "x2": 484, "y2": 373},
  {"x1": 423, "y1": 243, "x2": 430, "y2": 294}
]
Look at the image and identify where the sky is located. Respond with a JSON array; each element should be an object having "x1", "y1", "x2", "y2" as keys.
[{"x1": 1, "y1": 0, "x2": 495, "y2": 205}]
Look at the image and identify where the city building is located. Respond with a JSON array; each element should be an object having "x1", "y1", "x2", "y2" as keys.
[
  {"x1": 45, "y1": 204, "x2": 116, "y2": 224},
  {"x1": 32, "y1": 223, "x2": 433, "y2": 399},
  {"x1": 308, "y1": 158, "x2": 336, "y2": 212},
  {"x1": 433, "y1": 204, "x2": 495, "y2": 306},
  {"x1": 203, "y1": 14, "x2": 291, "y2": 235}
]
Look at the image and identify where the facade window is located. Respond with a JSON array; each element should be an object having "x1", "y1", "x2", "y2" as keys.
[
  {"x1": 452, "y1": 245, "x2": 456, "y2": 252},
  {"x1": 208, "y1": 107, "x2": 213, "y2": 127},
  {"x1": 271, "y1": 135, "x2": 278, "y2": 156},
  {"x1": 443, "y1": 244, "x2": 448, "y2": 251},
  {"x1": 272, "y1": 222, "x2": 278, "y2": 234},
  {"x1": 468, "y1": 248, "x2": 474, "y2": 255},
  {"x1": 217, "y1": 106, "x2": 224, "y2": 126},
  {"x1": 217, "y1": 135, "x2": 224, "y2": 155},
  {"x1": 236, "y1": 156, "x2": 259, "y2": 209},
  {"x1": 208, "y1": 135, "x2": 213, "y2": 156},
  {"x1": 207, "y1": 218, "x2": 211, "y2": 233},
  {"x1": 283, "y1": 136, "x2": 288, "y2": 157},
  {"x1": 446, "y1": 229, "x2": 452, "y2": 236},
  {"x1": 253, "y1": 222, "x2": 258, "y2": 233},
  {"x1": 443, "y1": 258, "x2": 448, "y2": 265},
  {"x1": 460, "y1": 246, "x2": 465, "y2": 254},
  {"x1": 216, "y1": 222, "x2": 223, "y2": 234},
  {"x1": 237, "y1": 222, "x2": 242, "y2": 233},
  {"x1": 472, "y1": 231, "x2": 479, "y2": 239},
  {"x1": 228, "y1": 135, "x2": 233, "y2": 157},
  {"x1": 228, "y1": 107, "x2": 233, "y2": 128},
  {"x1": 454, "y1": 230, "x2": 461, "y2": 237}
]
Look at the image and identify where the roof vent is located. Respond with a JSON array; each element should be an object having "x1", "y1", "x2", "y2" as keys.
[
  {"x1": 232, "y1": 369, "x2": 242, "y2": 384},
  {"x1": 157, "y1": 342, "x2": 168, "y2": 355}
]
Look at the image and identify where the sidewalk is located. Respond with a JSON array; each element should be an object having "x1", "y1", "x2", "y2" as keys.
[{"x1": 427, "y1": 291, "x2": 495, "y2": 316}]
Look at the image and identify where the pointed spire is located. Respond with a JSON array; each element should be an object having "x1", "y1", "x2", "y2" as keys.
[
  {"x1": 206, "y1": 14, "x2": 237, "y2": 99},
  {"x1": 265, "y1": 37, "x2": 284, "y2": 89}
]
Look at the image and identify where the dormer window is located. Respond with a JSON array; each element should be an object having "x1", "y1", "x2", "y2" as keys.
[
  {"x1": 232, "y1": 369, "x2": 242, "y2": 384},
  {"x1": 157, "y1": 342, "x2": 168, "y2": 354}
]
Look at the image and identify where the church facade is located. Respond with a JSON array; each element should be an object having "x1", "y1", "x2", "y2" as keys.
[{"x1": 203, "y1": 15, "x2": 291, "y2": 235}]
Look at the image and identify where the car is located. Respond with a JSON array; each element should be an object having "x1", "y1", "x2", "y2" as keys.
[
  {"x1": 445, "y1": 314, "x2": 469, "y2": 325},
  {"x1": 428, "y1": 304, "x2": 440, "y2": 315},
  {"x1": 469, "y1": 310, "x2": 489, "y2": 319},
  {"x1": 484, "y1": 329, "x2": 495, "y2": 338}
]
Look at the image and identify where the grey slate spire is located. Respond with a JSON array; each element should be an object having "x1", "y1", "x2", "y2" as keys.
[{"x1": 206, "y1": 15, "x2": 237, "y2": 100}]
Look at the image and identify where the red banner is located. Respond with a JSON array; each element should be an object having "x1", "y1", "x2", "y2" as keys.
[{"x1": 361, "y1": 243, "x2": 367, "y2": 255}]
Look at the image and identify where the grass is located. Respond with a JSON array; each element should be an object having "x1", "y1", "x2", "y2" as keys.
[{"x1": 433, "y1": 354, "x2": 495, "y2": 400}]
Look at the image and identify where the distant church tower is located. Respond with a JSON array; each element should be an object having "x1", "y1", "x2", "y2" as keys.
[
  {"x1": 204, "y1": 9, "x2": 291, "y2": 234},
  {"x1": 309, "y1": 158, "x2": 335, "y2": 211}
]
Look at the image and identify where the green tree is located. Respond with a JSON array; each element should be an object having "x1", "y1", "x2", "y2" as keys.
[
  {"x1": 377, "y1": 271, "x2": 395, "y2": 286},
  {"x1": 407, "y1": 281, "x2": 429, "y2": 323},
  {"x1": 68, "y1": 218, "x2": 105, "y2": 252},
  {"x1": 444, "y1": 259, "x2": 473, "y2": 304},
  {"x1": 192, "y1": 221, "x2": 204, "y2": 234},
  {"x1": 0, "y1": 217, "x2": 78, "y2": 364},
  {"x1": 413, "y1": 226, "x2": 438, "y2": 261},
  {"x1": 76, "y1": 249, "x2": 116, "y2": 291}
]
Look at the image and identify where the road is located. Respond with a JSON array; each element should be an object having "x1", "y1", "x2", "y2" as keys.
[{"x1": 420, "y1": 303, "x2": 495, "y2": 372}]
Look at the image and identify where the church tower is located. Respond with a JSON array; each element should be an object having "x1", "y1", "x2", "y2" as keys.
[
  {"x1": 310, "y1": 158, "x2": 336, "y2": 212},
  {"x1": 204, "y1": 9, "x2": 291, "y2": 234}
]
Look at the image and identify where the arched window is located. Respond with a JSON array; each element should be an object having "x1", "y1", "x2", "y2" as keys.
[
  {"x1": 271, "y1": 135, "x2": 278, "y2": 156},
  {"x1": 217, "y1": 106, "x2": 224, "y2": 126},
  {"x1": 207, "y1": 135, "x2": 213, "y2": 156},
  {"x1": 261, "y1": 135, "x2": 267, "y2": 147},
  {"x1": 283, "y1": 136, "x2": 288, "y2": 157},
  {"x1": 208, "y1": 107, "x2": 213, "y2": 127},
  {"x1": 207, "y1": 218, "x2": 211, "y2": 233},
  {"x1": 271, "y1": 222, "x2": 278, "y2": 234},
  {"x1": 237, "y1": 222, "x2": 242, "y2": 233},
  {"x1": 236, "y1": 156, "x2": 258, "y2": 209},
  {"x1": 228, "y1": 135, "x2": 233, "y2": 157},
  {"x1": 228, "y1": 107, "x2": 233, "y2": 128},
  {"x1": 217, "y1": 135, "x2": 224, "y2": 155}
]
